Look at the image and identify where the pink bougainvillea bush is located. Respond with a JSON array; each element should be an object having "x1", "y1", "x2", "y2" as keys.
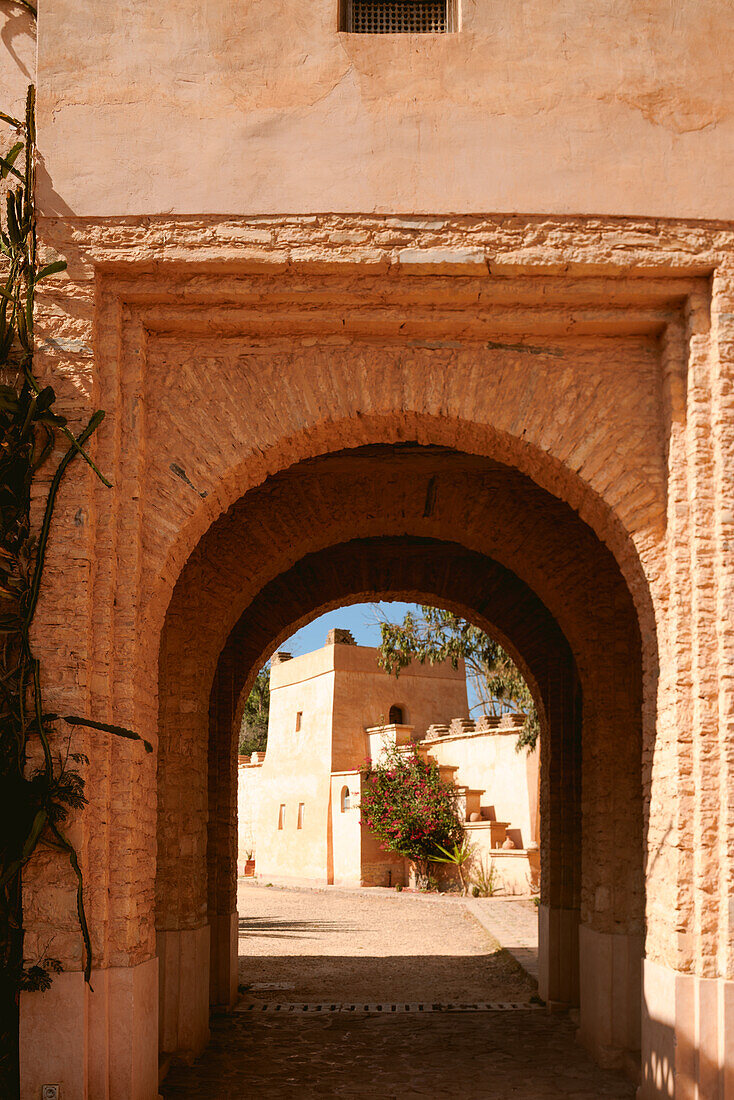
[{"x1": 359, "y1": 744, "x2": 462, "y2": 884}]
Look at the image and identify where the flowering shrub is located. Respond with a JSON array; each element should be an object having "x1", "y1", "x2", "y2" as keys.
[{"x1": 359, "y1": 744, "x2": 462, "y2": 881}]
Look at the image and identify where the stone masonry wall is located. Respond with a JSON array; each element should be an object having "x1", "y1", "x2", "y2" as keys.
[{"x1": 23, "y1": 215, "x2": 734, "y2": 1006}]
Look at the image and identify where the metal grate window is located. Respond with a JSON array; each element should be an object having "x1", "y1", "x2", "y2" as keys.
[{"x1": 344, "y1": 0, "x2": 454, "y2": 34}]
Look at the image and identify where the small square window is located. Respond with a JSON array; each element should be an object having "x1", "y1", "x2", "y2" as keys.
[
  {"x1": 278, "y1": 804, "x2": 286, "y2": 830},
  {"x1": 297, "y1": 803, "x2": 305, "y2": 829},
  {"x1": 295, "y1": 711, "x2": 303, "y2": 732},
  {"x1": 342, "y1": 0, "x2": 456, "y2": 34}
]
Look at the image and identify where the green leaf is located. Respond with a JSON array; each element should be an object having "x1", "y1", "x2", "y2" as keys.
[
  {"x1": 34, "y1": 260, "x2": 67, "y2": 283},
  {"x1": 21, "y1": 809, "x2": 47, "y2": 861},
  {"x1": 6, "y1": 191, "x2": 21, "y2": 246},
  {"x1": 0, "y1": 141, "x2": 24, "y2": 180},
  {"x1": 16, "y1": 302, "x2": 29, "y2": 351},
  {"x1": 0, "y1": 110, "x2": 22, "y2": 129},
  {"x1": 34, "y1": 385, "x2": 56, "y2": 413},
  {"x1": 0, "y1": 325, "x2": 15, "y2": 360},
  {"x1": 60, "y1": 714, "x2": 153, "y2": 753}
]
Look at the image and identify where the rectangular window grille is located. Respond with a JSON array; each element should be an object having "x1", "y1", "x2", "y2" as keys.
[{"x1": 343, "y1": 0, "x2": 455, "y2": 34}]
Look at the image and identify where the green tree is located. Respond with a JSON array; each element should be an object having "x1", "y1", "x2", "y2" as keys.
[
  {"x1": 374, "y1": 605, "x2": 538, "y2": 751},
  {"x1": 238, "y1": 664, "x2": 270, "y2": 756}
]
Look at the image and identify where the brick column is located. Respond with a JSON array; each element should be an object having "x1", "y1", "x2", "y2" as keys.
[
  {"x1": 537, "y1": 651, "x2": 581, "y2": 1009},
  {"x1": 207, "y1": 657, "x2": 239, "y2": 1009}
]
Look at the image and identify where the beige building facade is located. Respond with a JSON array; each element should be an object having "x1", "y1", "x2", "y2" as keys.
[
  {"x1": 238, "y1": 631, "x2": 538, "y2": 890},
  {"x1": 4, "y1": 1, "x2": 734, "y2": 1097}
]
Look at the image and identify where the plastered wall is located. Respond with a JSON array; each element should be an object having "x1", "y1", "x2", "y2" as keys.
[
  {"x1": 330, "y1": 643, "x2": 468, "y2": 770},
  {"x1": 237, "y1": 759, "x2": 262, "y2": 872},
  {"x1": 426, "y1": 727, "x2": 539, "y2": 849},
  {"x1": 251, "y1": 641, "x2": 468, "y2": 882},
  {"x1": 34, "y1": 0, "x2": 734, "y2": 218},
  {"x1": 254, "y1": 650, "x2": 336, "y2": 882}
]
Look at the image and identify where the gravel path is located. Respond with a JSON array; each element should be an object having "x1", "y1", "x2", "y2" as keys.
[{"x1": 237, "y1": 882, "x2": 536, "y2": 1003}]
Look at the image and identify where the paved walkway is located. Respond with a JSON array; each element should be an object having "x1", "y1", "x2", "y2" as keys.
[
  {"x1": 161, "y1": 1010, "x2": 634, "y2": 1099},
  {"x1": 236, "y1": 883, "x2": 536, "y2": 1003},
  {"x1": 464, "y1": 897, "x2": 540, "y2": 982},
  {"x1": 161, "y1": 885, "x2": 633, "y2": 1099}
]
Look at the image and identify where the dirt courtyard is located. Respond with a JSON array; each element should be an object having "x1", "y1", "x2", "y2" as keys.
[
  {"x1": 161, "y1": 883, "x2": 635, "y2": 1099},
  {"x1": 237, "y1": 882, "x2": 536, "y2": 1004}
]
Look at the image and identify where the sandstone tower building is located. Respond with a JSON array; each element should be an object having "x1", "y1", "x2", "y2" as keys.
[{"x1": 238, "y1": 629, "x2": 538, "y2": 889}]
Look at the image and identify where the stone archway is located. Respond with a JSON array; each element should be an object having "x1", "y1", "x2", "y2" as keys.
[
  {"x1": 21, "y1": 222, "x2": 734, "y2": 1100},
  {"x1": 156, "y1": 444, "x2": 646, "y2": 1076}
]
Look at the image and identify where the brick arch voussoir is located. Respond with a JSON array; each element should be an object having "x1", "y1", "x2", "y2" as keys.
[
  {"x1": 159, "y1": 445, "x2": 644, "y2": 931},
  {"x1": 159, "y1": 445, "x2": 648, "y2": 734},
  {"x1": 209, "y1": 536, "x2": 583, "y2": 919},
  {"x1": 148, "y1": 413, "x2": 658, "y2": 690},
  {"x1": 225, "y1": 538, "x2": 570, "y2": 723}
]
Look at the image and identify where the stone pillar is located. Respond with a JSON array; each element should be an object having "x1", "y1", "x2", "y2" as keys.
[
  {"x1": 639, "y1": 962, "x2": 734, "y2": 1099},
  {"x1": 207, "y1": 654, "x2": 239, "y2": 1009},
  {"x1": 156, "y1": 619, "x2": 213, "y2": 1061},
  {"x1": 20, "y1": 962, "x2": 159, "y2": 1100},
  {"x1": 638, "y1": 277, "x2": 734, "y2": 1098},
  {"x1": 537, "y1": 653, "x2": 581, "y2": 1009},
  {"x1": 538, "y1": 905, "x2": 579, "y2": 1007},
  {"x1": 578, "y1": 926, "x2": 643, "y2": 1073},
  {"x1": 157, "y1": 926, "x2": 211, "y2": 1059}
]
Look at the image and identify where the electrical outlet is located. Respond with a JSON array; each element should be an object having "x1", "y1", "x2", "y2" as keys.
[{"x1": 42, "y1": 1087, "x2": 60, "y2": 1100}]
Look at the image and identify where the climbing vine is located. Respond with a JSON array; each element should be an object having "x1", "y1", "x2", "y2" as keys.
[{"x1": 0, "y1": 84, "x2": 150, "y2": 1092}]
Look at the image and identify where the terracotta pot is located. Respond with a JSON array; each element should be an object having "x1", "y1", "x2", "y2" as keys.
[{"x1": 244, "y1": 859, "x2": 255, "y2": 876}]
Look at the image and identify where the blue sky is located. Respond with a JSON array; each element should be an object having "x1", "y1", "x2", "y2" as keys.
[
  {"x1": 281, "y1": 601, "x2": 418, "y2": 656},
  {"x1": 280, "y1": 601, "x2": 481, "y2": 712}
]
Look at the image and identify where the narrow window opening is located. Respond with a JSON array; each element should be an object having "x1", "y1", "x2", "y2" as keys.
[
  {"x1": 295, "y1": 711, "x2": 302, "y2": 732},
  {"x1": 297, "y1": 803, "x2": 305, "y2": 829},
  {"x1": 389, "y1": 704, "x2": 404, "y2": 724},
  {"x1": 278, "y1": 804, "x2": 286, "y2": 830},
  {"x1": 342, "y1": 0, "x2": 455, "y2": 34},
  {"x1": 341, "y1": 786, "x2": 351, "y2": 812}
]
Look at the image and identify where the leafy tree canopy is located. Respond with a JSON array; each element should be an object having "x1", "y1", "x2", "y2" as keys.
[
  {"x1": 239, "y1": 664, "x2": 270, "y2": 756},
  {"x1": 375, "y1": 605, "x2": 538, "y2": 751}
]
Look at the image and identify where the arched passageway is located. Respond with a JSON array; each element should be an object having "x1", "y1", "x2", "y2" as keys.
[{"x1": 156, "y1": 443, "x2": 647, "y2": 1076}]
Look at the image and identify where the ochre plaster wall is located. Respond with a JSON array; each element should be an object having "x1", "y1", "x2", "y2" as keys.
[
  {"x1": 330, "y1": 771, "x2": 363, "y2": 886},
  {"x1": 426, "y1": 727, "x2": 539, "y2": 849},
  {"x1": 330, "y1": 643, "x2": 468, "y2": 770},
  {"x1": 253, "y1": 641, "x2": 468, "y2": 884},
  {"x1": 35, "y1": 1, "x2": 734, "y2": 218},
  {"x1": 0, "y1": 3, "x2": 35, "y2": 184},
  {"x1": 237, "y1": 759, "x2": 262, "y2": 872},
  {"x1": 255, "y1": 649, "x2": 337, "y2": 883}
]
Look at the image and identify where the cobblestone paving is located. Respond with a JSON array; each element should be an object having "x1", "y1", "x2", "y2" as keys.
[
  {"x1": 161, "y1": 1010, "x2": 635, "y2": 1099},
  {"x1": 464, "y1": 897, "x2": 540, "y2": 982},
  {"x1": 163, "y1": 886, "x2": 635, "y2": 1097}
]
